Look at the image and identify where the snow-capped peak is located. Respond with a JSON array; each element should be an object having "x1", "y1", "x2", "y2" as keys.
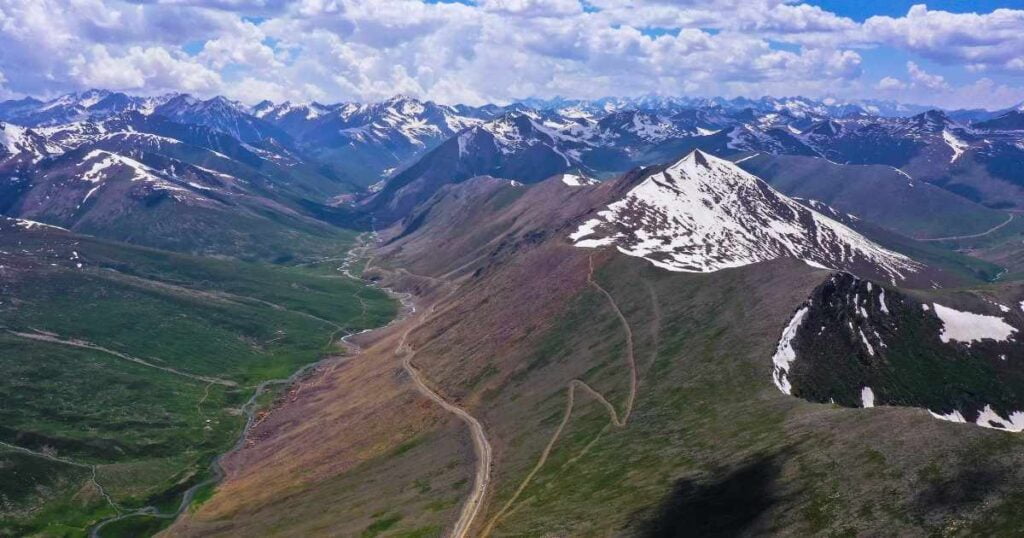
[{"x1": 570, "y1": 150, "x2": 920, "y2": 282}]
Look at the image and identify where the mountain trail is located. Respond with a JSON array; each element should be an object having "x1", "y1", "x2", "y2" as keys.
[
  {"x1": 396, "y1": 289, "x2": 492, "y2": 538},
  {"x1": 480, "y1": 254, "x2": 641, "y2": 536},
  {"x1": 0, "y1": 440, "x2": 121, "y2": 515},
  {"x1": 5, "y1": 330, "x2": 236, "y2": 387},
  {"x1": 918, "y1": 213, "x2": 1014, "y2": 241}
]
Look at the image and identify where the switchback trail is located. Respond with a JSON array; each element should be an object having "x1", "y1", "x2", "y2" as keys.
[
  {"x1": 919, "y1": 213, "x2": 1014, "y2": 241},
  {"x1": 480, "y1": 254, "x2": 639, "y2": 537},
  {"x1": 395, "y1": 286, "x2": 492, "y2": 538}
]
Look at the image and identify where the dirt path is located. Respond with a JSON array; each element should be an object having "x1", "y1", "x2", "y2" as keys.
[
  {"x1": 86, "y1": 233, "x2": 407, "y2": 537},
  {"x1": 6, "y1": 330, "x2": 236, "y2": 387},
  {"x1": 394, "y1": 287, "x2": 493, "y2": 538},
  {"x1": 0, "y1": 440, "x2": 121, "y2": 516},
  {"x1": 480, "y1": 254, "x2": 640, "y2": 536},
  {"x1": 919, "y1": 213, "x2": 1014, "y2": 241}
]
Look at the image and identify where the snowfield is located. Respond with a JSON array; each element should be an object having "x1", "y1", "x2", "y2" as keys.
[{"x1": 932, "y1": 303, "x2": 1017, "y2": 344}]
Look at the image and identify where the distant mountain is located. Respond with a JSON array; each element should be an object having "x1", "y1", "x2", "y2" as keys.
[
  {"x1": 255, "y1": 95, "x2": 489, "y2": 185},
  {"x1": 0, "y1": 90, "x2": 172, "y2": 126},
  {"x1": 153, "y1": 95, "x2": 293, "y2": 146},
  {"x1": 735, "y1": 153, "x2": 1008, "y2": 240},
  {"x1": 976, "y1": 108, "x2": 1024, "y2": 131},
  {"x1": 361, "y1": 111, "x2": 582, "y2": 225},
  {"x1": 4, "y1": 89, "x2": 1023, "y2": 221},
  {"x1": 0, "y1": 112, "x2": 352, "y2": 257}
]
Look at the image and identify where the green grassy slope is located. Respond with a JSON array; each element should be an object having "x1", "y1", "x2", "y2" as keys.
[{"x1": 0, "y1": 224, "x2": 396, "y2": 536}]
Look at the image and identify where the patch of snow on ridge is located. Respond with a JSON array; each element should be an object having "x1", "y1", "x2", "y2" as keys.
[
  {"x1": 931, "y1": 405, "x2": 1024, "y2": 432},
  {"x1": 78, "y1": 150, "x2": 192, "y2": 196},
  {"x1": 81, "y1": 150, "x2": 160, "y2": 183},
  {"x1": 560, "y1": 174, "x2": 597, "y2": 187},
  {"x1": 942, "y1": 130, "x2": 968, "y2": 163},
  {"x1": 975, "y1": 405, "x2": 1024, "y2": 432},
  {"x1": 13, "y1": 218, "x2": 67, "y2": 231},
  {"x1": 569, "y1": 150, "x2": 919, "y2": 281},
  {"x1": 771, "y1": 306, "x2": 808, "y2": 395},
  {"x1": 929, "y1": 409, "x2": 967, "y2": 423},
  {"x1": 932, "y1": 303, "x2": 1016, "y2": 344},
  {"x1": 861, "y1": 387, "x2": 875, "y2": 408}
]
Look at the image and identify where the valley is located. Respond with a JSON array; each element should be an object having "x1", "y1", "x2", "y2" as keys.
[
  {"x1": 3, "y1": 87, "x2": 1024, "y2": 537},
  {"x1": 0, "y1": 220, "x2": 396, "y2": 536}
]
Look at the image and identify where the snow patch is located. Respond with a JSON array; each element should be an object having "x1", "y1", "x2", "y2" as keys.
[
  {"x1": 974, "y1": 405, "x2": 1024, "y2": 432},
  {"x1": 930, "y1": 405, "x2": 1024, "y2": 432},
  {"x1": 942, "y1": 130, "x2": 968, "y2": 163},
  {"x1": 560, "y1": 173, "x2": 597, "y2": 187},
  {"x1": 771, "y1": 306, "x2": 809, "y2": 395},
  {"x1": 858, "y1": 329, "x2": 875, "y2": 356},
  {"x1": 932, "y1": 303, "x2": 1017, "y2": 344},
  {"x1": 13, "y1": 218, "x2": 67, "y2": 231},
  {"x1": 861, "y1": 387, "x2": 875, "y2": 408},
  {"x1": 929, "y1": 409, "x2": 967, "y2": 423}
]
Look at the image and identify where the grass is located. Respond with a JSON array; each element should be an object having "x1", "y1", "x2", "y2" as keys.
[
  {"x1": 362, "y1": 513, "x2": 402, "y2": 537},
  {"x1": 0, "y1": 447, "x2": 113, "y2": 537},
  {"x1": 0, "y1": 227, "x2": 397, "y2": 536},
  {"x1": 0, "y1": 334, "x2": 243, "y2": 461},
  {"x1": 468, "y1": 254, "x2": 1024, "y2": 536}
]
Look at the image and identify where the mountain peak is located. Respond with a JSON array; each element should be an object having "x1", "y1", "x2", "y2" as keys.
[
  {"x1": 911, "y1": 109, "x2": 954, "y2": 131},
  {"x1": 685, "y1": 148, "x2": 712, "y2": 167},
  {"x1": 570, "y1": 150, "x2": 919, "y2": 282}
]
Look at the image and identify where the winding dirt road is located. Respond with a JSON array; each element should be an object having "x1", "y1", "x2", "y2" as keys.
[{"x1": 395, "y1": 292, "x2": 493, "y2": 538}]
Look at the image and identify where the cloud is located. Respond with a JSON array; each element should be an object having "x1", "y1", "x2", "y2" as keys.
[
  {"x1": 863, "y1": 5, "x2": 1024, "y2": 73},
  {"x1": 906, "y1": 61, "x2": 949, "y2": 91},
  {"x1": 0, "y1": 0, "x2": 1020, "y2": 109},
  {"x1": 197, "y1": 21, "x2": 282, "y2": 70},
  {"x1": 875, "y1": 76, "x2": 907, "y2": 91},
  {"x1": 478, "y1": 0, "x2": 583, "y2": 17},
  {"x1": 68, "y1": 45, "x2": 222, "y2": 92}
]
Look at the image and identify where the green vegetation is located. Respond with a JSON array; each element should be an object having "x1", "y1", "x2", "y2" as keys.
[
  {"x1": 479, "y1": 255, "x2": 1024, "y2": 536},
  {"x1": 362, "y1": 512, "x2": 402, "y2": 537},
  {"x1": 0, "y1": 228, "x2": 396, "y2": 536}
]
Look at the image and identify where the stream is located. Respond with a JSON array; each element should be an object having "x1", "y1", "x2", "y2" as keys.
[{"x1": 87, "y1": 233, "x2": 413, "y2": 537}]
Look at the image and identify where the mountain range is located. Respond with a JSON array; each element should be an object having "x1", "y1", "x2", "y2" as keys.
[{"x1": 5, "y1": 88, "x2": 1024, "y2": 537}]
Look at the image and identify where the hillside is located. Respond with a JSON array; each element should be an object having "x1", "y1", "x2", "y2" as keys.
[
  {"x1": 0, "y1": 218, "x2": 395, "y2": 536},
  {"x1": 169, "y1": 154, "x2": 1024, "y2": 536},
  {"x1": 736, "y1": 153, "x2": 1008, "y2": 240}
]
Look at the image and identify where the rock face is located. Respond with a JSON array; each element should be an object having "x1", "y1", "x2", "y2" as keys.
[{"x1": 570, "y1": 150, "x2": 919, "y2": 284}]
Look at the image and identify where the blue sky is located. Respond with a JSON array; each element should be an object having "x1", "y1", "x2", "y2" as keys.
[{"x1": 0, "y1": 0, "x2": 1022, "y2": 109}]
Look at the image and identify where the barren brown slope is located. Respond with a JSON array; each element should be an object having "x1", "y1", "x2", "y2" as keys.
[{"x1": 170, "y1": 175, "x2": 1024, "y2": 537}]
